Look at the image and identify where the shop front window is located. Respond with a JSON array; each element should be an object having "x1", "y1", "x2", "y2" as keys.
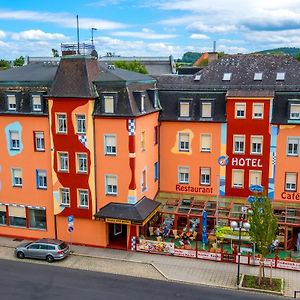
[{"x1": 29, "y1": 208, "x2": 46, "y2": 229}]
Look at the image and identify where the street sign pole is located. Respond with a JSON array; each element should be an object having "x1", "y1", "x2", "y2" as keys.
[{"x1": 67, "y1": 215, "x2": 74, "y2": 252}]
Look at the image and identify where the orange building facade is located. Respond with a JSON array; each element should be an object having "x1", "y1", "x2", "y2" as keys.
[{"x1": 0, "y1": 54, "x2": 299, "y2": 250}]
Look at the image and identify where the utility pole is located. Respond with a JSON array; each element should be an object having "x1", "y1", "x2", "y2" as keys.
[{"x1": 77, "y1": 15, "x2": 80, "y2": 54}]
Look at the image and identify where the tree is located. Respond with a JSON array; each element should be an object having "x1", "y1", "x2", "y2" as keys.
[
  {"x1": 52, "y1": 49, "x2": 59, "y2": 57},
  {"x1": 181, "y1": 52, "x2": 201, "y2": 64},
  {"x1": 248, "y1": 194, "x2": 278, "y2": 285},
  {"x1": 13, "y1": 56, "x2": 24, "y2": 67},
  {"x1": 0, "y1": 59, "x2": 10, "y2": 70},
  {"x1": 295, "y1": 52, "x2": 300, "y2": 62},
  {"x1": 114, "y1": 60, "x2": 148, "y2": 74}
]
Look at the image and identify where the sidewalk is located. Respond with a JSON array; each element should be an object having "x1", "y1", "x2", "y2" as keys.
[{"x1": 0, "y1": 236, "x2": 298, "y2": 297}]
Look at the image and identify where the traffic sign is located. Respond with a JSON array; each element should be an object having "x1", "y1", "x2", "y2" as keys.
[
  {"x1": 249, "y1": 184, "x2": 263, "y2": 193},
  {"x1": 247, "y1": 196, "x2": 255, "y2": 204},
  {"x1": 68, "y1": 226, "x2": 74, "y2": 232},
  {"x1": 68, "y1": 215, "x2": 74, "y2": 227},
  {"x1": 218, "y1": 155, "x2": 228, "y2": 166}
]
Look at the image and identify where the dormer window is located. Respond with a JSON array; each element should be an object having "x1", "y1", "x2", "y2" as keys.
[
  {"x1": 32, "y1": 95, "x2": 42, "y2": 112},
  {"x1": 290, "y1": 104, "x2": 300, "y2": 120},
  {"x1": 276, "y1": 72, "x2": 285, "y2": 81},
  {"x1": 254, "y1": 72, "x2": 262, "y2": 81},
  {"x1": 141, "y1": 95, "x2": 145, "y2": 112},
  {"x1": 222, "y1": 73, "x2": 232, "y2": 81},
  {"x1": 7, "y1": 95, "x2": 16, "y2": 111},
  {"x1": 104, "y1": 95, "x2": 114, "y2": 113},
  {"x1": 179, "y1": 101, "x2": 190, "y2": 117}
]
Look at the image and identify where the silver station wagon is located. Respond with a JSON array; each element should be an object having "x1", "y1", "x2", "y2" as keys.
[{"x1": 15, "y1": 238, "x2": 70, "y2": 263}]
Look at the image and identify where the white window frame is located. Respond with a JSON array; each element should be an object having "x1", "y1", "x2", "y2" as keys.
[
  {"x1": 104, "y1": 135, "x2": 117, "y2": 155},
  {"x1": 34, "y1": 131, "x2": 45, "y2": 151},
  {"x1": 200, "y1": 134, "x2": 211, "y2": 152},
  {"x1": 76, "y1": 114, "x2": 86, "y2": 134},
  {"x1": 60, "y1": 188, "x2": 70, "y2": 206},
  {"x1": 178, "y1": 132, "x2": 190, "y2": 152},
  {"x1": 287, "y1": 137, "x2": 299, "y2": 156},
  {"x1": 32, "y1": 95, "x2": 42, "y2": 112},
  {"x1": 252, "y1": 103, "x2": 264, "y2": 119},
  {"x1": 10, "y1": 131, "x2": 20, "y2": 150},
  {"x1": 233, "y1": 135, "x2": 245, "y2": 154},
  {"x1": 249, "y1": 170, "x2": 262, "y2": 187},
  {"x1": 179, "y1": 102, "x2": 190, "y2": 118},
  {"x1": 12, "y1": 168, "x2": 22, "y2": 187},
  {"x1": 200, "y1": 168, "x2": 210, "y2": 185},
  {"x1": 178, "y1": 166, "x2": 190, "y2": 184},
  {"x1": 201, "y1": 102, "x2": 212, "y2": 118},
  {"x1": 251, "y1": 136, "x2": 263, "y2": 155},
  {"x1": 78, "y1": 189, "x2": 89, "y2": 208},
  {"x1": 235, "y1": 103, "x2": 246, "y2": 119},
  {"x1": 77, "y1": 153, "x2": 87, "y2": 173},
  {"x1": 58, "y1": 152, "x2": 69, "y2": 172},
  {"x1": 7, "y1": 95, "x2": 16, "y2": 111},
  {"x1": 57, "y1": 113, "x2": 67, "y2": 133},
  {"x1": 232, "y1": 169, "x2": 244, "y2": 188},
  {"x1": 105, "y1": 175, "x2": 118, "y2": 195},
  {"x1": 285, "y1": 172, "x2": 297, "y2": 191},
  {"x1": 104, "y1": 95, "x2": 114, "y2": 113},
  {"x1": 37, "y1": 170, "x2": 47, "y2": 189},
  {"x1": 290, "y1": 104, "x2": 300, "y2": 120}
]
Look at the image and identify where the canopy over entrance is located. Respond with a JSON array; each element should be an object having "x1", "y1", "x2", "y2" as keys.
[{"x1": 94, "y1": 197, "x2": 160, "y2": 226}]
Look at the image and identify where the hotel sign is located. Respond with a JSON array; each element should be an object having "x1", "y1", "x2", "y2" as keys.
[{"x1": 231, "y1": 157, "x2": 263, "y2": 167}]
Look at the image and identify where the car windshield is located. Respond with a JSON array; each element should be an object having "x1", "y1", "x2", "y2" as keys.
[{"x1": 58, "y1": 242, "x2": 68, "y2": 250}]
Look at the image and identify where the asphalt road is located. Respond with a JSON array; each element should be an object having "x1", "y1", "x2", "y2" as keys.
[{"x1": 0, "y1": 259, "x2": 288, "y2": 300}]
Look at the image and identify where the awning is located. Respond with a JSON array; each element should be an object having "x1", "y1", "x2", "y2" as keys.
[{"x1": 94, "y1": 197, "x2": 160, "y2": 226}]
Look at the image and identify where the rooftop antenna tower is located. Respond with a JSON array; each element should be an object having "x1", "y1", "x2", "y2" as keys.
[
  {"x1": 91, "y1": 27, "x2": 97, "y2": 45},
  {"x1": 213, "y1": 40, "x2": 216, "y2": 53},
  {"x1": 77, "y1": 15, "x2": 80, "y2": 54}
]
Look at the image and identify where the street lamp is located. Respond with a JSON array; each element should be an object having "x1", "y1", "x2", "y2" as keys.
[
  {"x1": 91, "y1": 27, "x2": 97, "y2": 45},
  {"x1": 230, "y1": 216, "x2": 250, "y2": 286}
]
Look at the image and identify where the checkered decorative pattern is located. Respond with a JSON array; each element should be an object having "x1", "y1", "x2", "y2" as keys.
[
  {"x1": 128, "y1": 119, "x2": 136, "y2": 136},
  {"x1": 131, "y1": 236, "x2": 136, "y2": 251},
  {"x1": 78, "y1": 135, "x2": 88, "y2": 148},
  {"x1": 272, "y1": 152, "x2": 276, "y2": 165}
]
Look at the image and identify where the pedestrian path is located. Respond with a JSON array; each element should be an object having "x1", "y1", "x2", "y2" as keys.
[{"x1": 0, "y1": 236, "x2": 298, "y2": 297}]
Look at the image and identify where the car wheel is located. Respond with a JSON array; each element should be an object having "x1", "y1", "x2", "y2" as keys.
[
  {"x1": 46, "y1": 255, "x2": 54, "y2": 263},
  {"x1": 17, "y1": 251, "x2": 25, "y2": 259}
]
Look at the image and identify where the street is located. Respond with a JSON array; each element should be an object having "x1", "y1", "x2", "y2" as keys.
[{"x1": 0, "y1": 259, "x2": 289, "y2": 300}]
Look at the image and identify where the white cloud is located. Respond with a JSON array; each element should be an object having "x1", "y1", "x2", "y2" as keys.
[
  {"x1": 0, "y1": 30, "x2": 6, "y2": 38},
  {"x1": 11, "y1": 29, "x2": 66, "y2": 41},
  {"x1": 111, "y1": 29, "x2": 176, "y2": 39},
  {"x1": 86, "y1": 0, "x2": 124, "y2": 6},
  {"x1": 0, "y1": 10, "x2": 127, "y2": 30},
  {"x1": 190, "y1": 34, "x2": 209, "y2": 40}
]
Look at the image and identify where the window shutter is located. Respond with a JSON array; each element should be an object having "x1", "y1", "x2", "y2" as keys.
[
  {"x1": 286, "y1": 173, "x2": 296, "y2": 184},
  {"x1": 202, "y1": 103, "x2": 212, "y2": 117},
  {"x1": 0, "y1": 205, "x2": 6, "y2": 212},
  {"x1": 8, "y1": 206, "x2": 25, "y2": 218},
  {"x1": 14, "y1": 169, "x2": 22, "y2": 177},
  {"x1": 104, "y1": 96, "x2": 114, "y2": 113},
  {"x1": 233, "y1": 170, "x2": 244, "y2": 186},
  {"x1": 8, "y1": 95, "x2": 16, "y2": 104},
  {"x1": 253, "y1": 104, "x2": 263, "y2": 116},
  {"x1": 180, "y1": 102, "x2": 189, "y2": 117},
  {"x1": 180, "y1": 133, "x2": 189, "y2": 142},
  {"x1": 291, "y1": 104, "x2": 300, "y2": 114},
  {"x1": 32, "y1": 95, "x2": 41, "y2": 105},
  {"x1": 201, "y1": 134, "x2": 211, "y2": 150},
  {"x1": 249, "y1": 171, "x2": 261, "y2": 185},
  {"x1": 107, "y1": 176, "x2": 117, "y2": 185},
  {"x1": 106, "y1": 136, "x2": 115, "y2": 146},
  {"x1": 11, "y1": 131, "x2": 19, "y2": 139}
]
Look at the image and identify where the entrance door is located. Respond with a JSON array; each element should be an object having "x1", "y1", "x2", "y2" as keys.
[{"x1": 108, "y1": 223, "x2": 127, "y2": 249}]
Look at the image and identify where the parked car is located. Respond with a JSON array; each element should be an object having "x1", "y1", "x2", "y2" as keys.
[{"x1": 15, "y1": 238, "x2": 70, "y2": 263}]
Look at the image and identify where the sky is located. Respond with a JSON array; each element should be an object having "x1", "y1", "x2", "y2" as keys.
[{"x1": 1, "y1": 0, "x2": 300, "y2": 60}]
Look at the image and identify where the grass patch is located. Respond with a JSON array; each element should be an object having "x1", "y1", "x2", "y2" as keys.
[{"x1": 242, "y1": 275, "x2": 282, "y2": 292}]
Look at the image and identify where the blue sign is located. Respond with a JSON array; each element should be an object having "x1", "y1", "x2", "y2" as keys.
[
  {"x1": 202, "y1": 210, "x2": 208, "y2": 245},
  {"x1": 247, "y1": 196, "x2": 255, "y2": 204},
  {"x1": 68, "y1": 215, "x2": 74, "y2": 225},
  {"x1": 68, "y1": 226, "x2": 74, "y2": 233},
  {"x1": 249, "y1": 184, "x2": 263, "y2": 193},
  {"x1": 218, "y1": 155, "x2": 228, "y2": 166}
]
